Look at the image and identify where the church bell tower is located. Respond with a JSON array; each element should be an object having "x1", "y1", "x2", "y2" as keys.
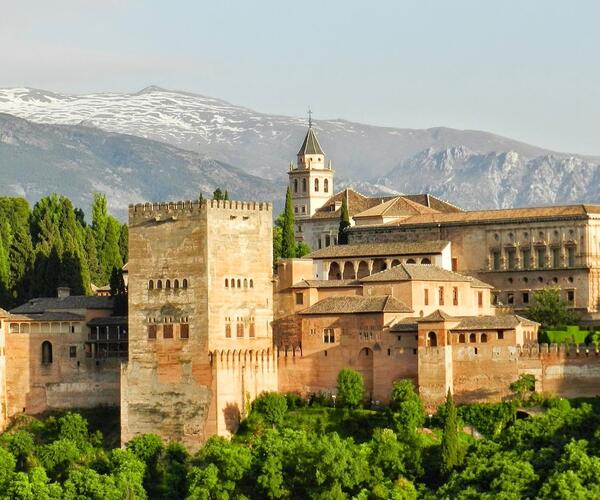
[{"x1": 288, "y1": 110, "x2": 334, "y2": 240}]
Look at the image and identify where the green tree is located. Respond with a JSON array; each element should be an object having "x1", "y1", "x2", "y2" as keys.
[
  {"x1": 118, "y1": 224, "x2": 128, "y2": 264},
  {"x1": 523, "y1": 287, "x2": 579, "y2": 329},
  {"x1": 212, "y1": 188, "x2": 225, "y2": 201},
  {"x1": 280, "y1": 187, "x2": 296, "y2": 259},
  {"x1": 338, "y1": 195, "x2": 351, "y2": 245},
  {"x1": 336, "y1": 369, "x2": 364, "y2": 408},
  {"x1": 188, "y1": 436, "x2": 252, "y2": 499},
  {"x1": 91, "y1": 193, "x2": 109, "y2": 260},
  {"x1": 296, "y1": 241, "x2": 311, "y2": 257},
  {"x1": 391, "y1": 380, "x2": 426, "y2": 435},
  {"x1": 109, "y1": 266, "x2": 128, "y2": 315},
  {"x1": 440, "y1": 389, "x2": 460, "y2": 476},
  {"x1": 254, "y1": 392, "x2": 288, "y2": 428},
  {"x1": 126, "y1": 434, "x2": 165, "y2": 498},
  {"x1": 509, "y1": 374, "x2": 536, "y2": 401}
]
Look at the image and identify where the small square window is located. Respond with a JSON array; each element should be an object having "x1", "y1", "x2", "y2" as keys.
[
  {"x1": 497, "y1": 331, "x2": 504, "y2": 340},
  {"x1": 295, "y1": 292, "x2": 304, "y2": 305},
  {"x1": 69, "y1": 346, "x2": 77, "y2": 358}
]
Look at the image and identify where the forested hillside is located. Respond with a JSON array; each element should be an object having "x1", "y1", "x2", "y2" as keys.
[
  {"x1": 0, "y1": 193, "x2": 127, "y2": 309},
  {"x1": 1, "y1": 374, "x2": 600, "y2": 498}
]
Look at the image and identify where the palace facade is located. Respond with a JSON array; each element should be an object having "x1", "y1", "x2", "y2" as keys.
[{"x1": 1, "y1": 124, "x2": 600, "y2": 447}]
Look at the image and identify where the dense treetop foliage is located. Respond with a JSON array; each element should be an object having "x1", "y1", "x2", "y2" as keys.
[
  {"x1": 523, "y1": 287, "x2": 580, "y2": 329},
  {"x1": 4, "y1": 373, "x2": 600, "y2": 498},
  {"x1": 0, "y1": 194, "x2": 127, "y2": 309}
]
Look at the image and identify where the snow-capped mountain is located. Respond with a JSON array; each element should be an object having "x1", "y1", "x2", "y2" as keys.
[
  {"x1": 0, "y1": 113, "x2": 276, "y2": 219},
  {"x1": 377, "y1": 147, "x2": 600, "y2": 209},
  {"x1": 0, "y1": 86, "x2": 577, "y2": 183},
  {"x1": 1, "y1": 86, "x2": 599, "y2": 212}
]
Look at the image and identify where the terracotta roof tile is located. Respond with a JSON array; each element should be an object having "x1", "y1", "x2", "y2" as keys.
[
  {"x1": 381, "y1": 204, "x2": 600, "y2": 228},
  {"x1": 451, "y1": 314, "x2": 539, "y2": 330},
  {"x1": 419, "y1": 310, "x2": 456, "y2": 322},
  {"x1": 361, "y1": 263, "x2": 471, "y2": 283},
  {"x1": 354, "y1": 196, "x2": 441, "y2": 219},
  {"x1": 11, "y1": 296, "x2": 114, "y2": 314},
  {"x1": 291, "y1": 279, "x2": 361, "y2": 289},
  {"x1": 307, "y1": 240, "x2": 448, "y2": 259},
  {"x1": 300, "y1": 295, "x2": 413, "y2": 315}
]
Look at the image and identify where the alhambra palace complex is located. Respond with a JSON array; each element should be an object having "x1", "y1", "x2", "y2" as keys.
[{"x1": 2, "y1": 125, "x2": 600, "y2": 448}]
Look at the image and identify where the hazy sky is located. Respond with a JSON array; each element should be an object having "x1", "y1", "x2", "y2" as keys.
[{"x1": 1, "y1": 0, "x2": 599, "y2": 155}]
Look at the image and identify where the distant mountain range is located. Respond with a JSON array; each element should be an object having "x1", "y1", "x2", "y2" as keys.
[
  {"x1": 0, "y1": 113, "x2": 275, "y2": 219},
  {"x1": 1, "y1": 86, "x2": 599, "y2": 215}
]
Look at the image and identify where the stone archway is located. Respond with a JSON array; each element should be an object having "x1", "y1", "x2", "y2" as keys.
[
  {"x1": 372, "y1": 259, "x2": 387, "y2": 274},
  {"x1": 391, "y1": 259, "x2": 401, "y2": 267},
  {"x1": 328, "y1": 262, "x2": 342, "y2": 280},
  {"x1": 356, "y1": 261, "x2": 370, "y2": 279},
  {"x1": 342, "y1": 262, "x2": 356, "y2": 279}
]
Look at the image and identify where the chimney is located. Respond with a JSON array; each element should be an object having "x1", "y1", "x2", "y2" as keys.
[{"x1": 57, "y1": 287, "x2": 71, "y2": 298}]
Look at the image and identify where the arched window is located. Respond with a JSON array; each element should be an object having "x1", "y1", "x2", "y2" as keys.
[
  {"x1": 148, "y1": 280, "x2": 154, "y2": 290},
  {"x1": 391, "y1": 259, "x2": 401, "y2": 267},
  {"x1": 237, "y1": 322, "x2": 244, "y2": 337},
  {"x1": 249, "y1": 322, "x2": 255, "y2": 338},
  {"x1": 243, "y1": 279, "x2": 248, "y2": 288},
  {"x1": 406, "y1": 258, "x2": 416, "y2": 264},
  {"x1": 459, "y1": 333, "x2": 465, "y2": 344},
  {"x1": 231, "y1": 278, "x2": 236, "y2": 289},
  {"x1": 42, "y1": 341, "x2": 53, "y2": 364},
  {"x1": 481, "y1": 333, "x2": 488, "y2": 343},
  {"x1": 249, "y1": 279, "x2": 254, "y2": 288},
  {"x1": 182, "y1": 279, "x2": 188, "y2": 289},
  {"x1": 469, "y1": 333, "x2": 477, "y2": 343},
  {"x1": 427, "y1": 331, "x2": 437, "y2": 347},
  {"x1": 315, "y1": 178, "x2": 319, "y2": 192},
  {"x1": 294, "y1": 179, "x2": 298, "y2": 193},
  {"x1": 324, "y1": 178, "x2": 329, "y2": 193},
  {"x1": 225, "y1": 324, "x2": 231, "y2": 338},
  {"x1": 157, "y1": 280, "x2": 163, "y2": 289},
  {"x1": 237, "y1": 279, "x2": 241, "y2": 288},
  {"x1": 302, "y1": 178, "x2": 307, "y2": 192},
  {"x1": 166, "y1": 279, "x2": 171, "y2": 289},
  {"x1": 421, "y1": 258, "x2": 431, "y2": 265},
  {"x1": 225, "y1": 279, "x2": 229, "y2": 288},
  {"x1": 174, "y1": 279, "x2": 179, "y2": 289}
]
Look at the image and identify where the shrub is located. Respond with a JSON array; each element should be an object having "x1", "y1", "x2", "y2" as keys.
[
  {"x1": 253, "y1": 392, "x2": 288, "y2": 427},
  {"x1": 336, "y1": 369, "x2": 365, "y2": 409},
  {"x1": 284, "y1": 392, "x2": 306, "y2": 410}
]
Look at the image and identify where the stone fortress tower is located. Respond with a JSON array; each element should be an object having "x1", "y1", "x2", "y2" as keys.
[
  {"x1": 121, "y1": 199, "x2": 277, "y2": 450},
  {"x1": 288, "y1": 111, "x2": 334, "y2": 240}
]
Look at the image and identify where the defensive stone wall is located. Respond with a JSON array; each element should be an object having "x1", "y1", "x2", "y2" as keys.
[{"x1": 518, "y1": 343, "x2": 600, "y2": 398}]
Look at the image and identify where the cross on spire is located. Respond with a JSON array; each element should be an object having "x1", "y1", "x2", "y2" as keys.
[{"x1": 307, "y1": 106, "x2": 313, "y2": 128}]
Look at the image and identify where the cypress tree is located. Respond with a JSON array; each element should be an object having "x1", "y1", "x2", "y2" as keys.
[
  {"x1": 0, "y1": 225, "x2": 11, "y2": 306},
  {"x1": 338, "y1": 195, "x2": 351, "y2": 244},
  {"x1": 118, "y1": 224, "x2": 128, "y2": 265},
  {"x1": 101, "y1": 217, "x2": 124, "y2": 284},
  {"x1": 280, "y1": 187, "x2": 296, "y2": 259},
  {"x1": 91, "y1": 193, "x2": 109, "y2": 258},
  {"x1": 84, "y1": 226, "x2": 101, "y2": 285},
  {"x1": 224, "y1": 190, "x2": 229, "y2": 201},
  {"x1": 441, "y1": 388, "x2": 460, "y2": 476}
]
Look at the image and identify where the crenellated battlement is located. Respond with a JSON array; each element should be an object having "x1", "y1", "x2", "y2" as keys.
[
  {"x1": 519, "y1": 343, "x2": 600, "y2": 358},
  {"x1": 210, "y1": 348, "x2": 279, "y2": 368},
  {"x1": 128, "y1": 199, "x2": 272, "y2": 223}
]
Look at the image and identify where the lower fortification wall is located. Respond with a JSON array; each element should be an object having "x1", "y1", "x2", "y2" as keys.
[{"x1": 519, "y1": 343, "x2": 600, "y2": 398}]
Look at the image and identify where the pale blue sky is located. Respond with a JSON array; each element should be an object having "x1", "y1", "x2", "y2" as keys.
[{"x1": 1, "y1": 0, "x2": 599, "y2": 155}]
